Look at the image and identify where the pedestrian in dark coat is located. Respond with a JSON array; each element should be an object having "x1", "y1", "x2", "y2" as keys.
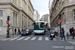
[
  {"x1": 18, "y1": 28, "x2": 20, "y2": 35},
  {"x1": 71, "y1": 27, "x2": 74, "y2": 39},
  {"x1": 14, "y1": 28, "x2": 16, "y2": 35},
  {"x1": 61, "y1": 28, "x2": 66, "y2": 41},
  {"x1": 69, "y1": 27, "x2": 72, "y2": 36}
]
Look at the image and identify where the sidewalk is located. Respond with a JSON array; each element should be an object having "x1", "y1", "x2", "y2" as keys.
[
  {"x1": 66, "y1": 36, "x2": 75, "y2": 41},
  {"x1": 0, "y1": 32, "x2": 6, "y2": 35},
  {"x1": 55, "y1": 36, "x2": 75, "y2": 41},
  {"x1": 0, "y1": 32, "x2": 21, "y2": 39}
]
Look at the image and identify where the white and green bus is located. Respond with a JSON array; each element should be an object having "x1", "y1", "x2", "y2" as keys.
[{"x1": 33, "y1": 21, "x2": 46, "y2": 35}]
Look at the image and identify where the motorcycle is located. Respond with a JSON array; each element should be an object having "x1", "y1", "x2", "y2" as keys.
[{"x1": 50, "y1": 32, "x2": 55, "y2": 40}]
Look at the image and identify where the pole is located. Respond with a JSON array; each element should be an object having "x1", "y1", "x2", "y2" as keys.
[
  {"x1": 6, "y1": 16, "x2": 10, "y2": 38},
  {"x1": 48, "y1": 0, "x2": 51, "y2": 28},
  {"x1": 60, "y1": 23, "x2": 61, "y2": 37},
  {"x1": 59, "y1": 14, "x2": 61, "y2": 37},
  {"x1": 6, "y1": 24, "x2": 10, "y2": 38}
]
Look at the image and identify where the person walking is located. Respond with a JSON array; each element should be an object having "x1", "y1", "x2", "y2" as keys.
[
  {"x1": 14, "y1": 28, "x2": 16, "y2": 35},
  {"x1": 69, "y1": 27, "x2": 72, "y2": 36},
  {"x1": 61, "y1": 28, "x2": 66, "y2": 41},
  {"x1": 71, "y1": 27, "x2": 74, "y2": 39},
  {"x1": 18, "y1": 28, "x2": 20, "y2": 35}
]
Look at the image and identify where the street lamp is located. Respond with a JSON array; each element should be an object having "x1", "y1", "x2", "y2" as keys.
[
  {"x1": 57, "y1": 0, "x2": 62, "y2": 37},
  {"x1": 48, "y1": 0, "x2": 51, "y2": 28}
]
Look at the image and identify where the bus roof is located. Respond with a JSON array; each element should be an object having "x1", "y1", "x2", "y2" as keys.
[{"x1": 35, "y1": 21, "x2": 44, "y2": 23}]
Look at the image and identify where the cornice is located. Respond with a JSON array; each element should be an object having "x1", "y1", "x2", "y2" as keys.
[{"x1": 0, "y1": 2, "x2": 34, "y2": 22}]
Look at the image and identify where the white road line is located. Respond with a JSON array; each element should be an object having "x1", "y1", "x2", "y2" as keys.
[
  {"x1": 38, "y1": 37, "x2": 42, "y2": 40},
  {"x1": 31, "y1": 37, "x2": 36, "y2": 40},
  {"x1": 67, "y1": 41, "x2": 75, "y2": 45},
  {"x1": 53, "y1": 38, "x2": 57, "y2": 41},
  {"x1": 9, "y1": 37, "x2": 19, "y2": 41},
  {"x1": 2, "y1": 38, "x2": 11, "y2": 41},
  {"x1": 24, "y1": 37, "x2": 30, "y2": 40},
  {"x1": 17, "y1": 37, "x2": 25, "y2": 40},
  {"x1": 45, "y1": 37, "x2": 49, "y2": 41}
]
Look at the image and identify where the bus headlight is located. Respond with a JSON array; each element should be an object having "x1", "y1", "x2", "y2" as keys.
[{"x1": 34, "y1": 31, "x2": 37, "y2": 32}]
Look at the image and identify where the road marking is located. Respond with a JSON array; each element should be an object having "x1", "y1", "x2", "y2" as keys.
[
  {"x1": 31, "y1": 37, "x2": 36, "y2": 40},
  {"x1": 38, "y1": 37, "x2": 42, "y2": 40},
  {"x1": 67, "y1": 41, "x2": 75, "y2": 45},
  {"x1": 53, "y1": 38, "x2": 57, "y2": 41},
  {"x1": 45, "y1": 37, "x2": 49, "y2": 41},
  {"x1": 9, "y1": 37, "x2": 19, "y2": 41},
  {"x1": 17, "y1": 37, "x2": 25, "y2": 40},
  {"x1": 1, "y1": 38, "x2": 11, "y2": 41},
  {"x1": 24, "y1": 37, "x2": 30, "y2": 40}
]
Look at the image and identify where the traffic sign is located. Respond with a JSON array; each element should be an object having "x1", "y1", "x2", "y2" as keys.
[
  {"x1": 59, "y1": 19, "x2": 62, "y2": 23},
  {"x1": 6, "y1": 20, "x2": 9, "y2": 24}
]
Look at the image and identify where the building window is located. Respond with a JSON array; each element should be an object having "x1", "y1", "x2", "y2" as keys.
[
  {"x1": 0, "y1": 10, "x2": 3, "y2": 16},
  {"x1": 0, "y1": 20, "x2": 3, "y2": 26},
  {"x1": 73, "y1": 10, "x2": 75, "y2": 20}
]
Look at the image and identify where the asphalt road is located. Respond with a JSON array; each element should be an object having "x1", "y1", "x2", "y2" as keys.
[{"x1": 0, "y1": 31, "x2": 75, "y2": 50}]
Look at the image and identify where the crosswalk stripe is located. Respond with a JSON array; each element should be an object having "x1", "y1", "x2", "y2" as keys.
[
  {"x1": 17, "y1": 37, "x2": 25, "y2": 40},
  {"x1": 24, "y1": 37, "x2": 30, "y2": 40},
  {"x1": 38, "y1": 37, "x2": 42, "y2": 40},
  {"x1": 9, "y1": 37, "x2": 19, "y2": 41},
  {"x1": 31, "y1": 37, "x2": 36, "y2": 40},
  {"x1": 0, "y1": 37, "x2": 58, "y2": 41},
  {"x1": 2, "y1": 38, "x2": 11, "y2": 41},
  {"x1": 67, "y1": 41, "x2": 75, "y2": 45},
  {"x1": 45, "y1": 37, "x2": 49, "y2": 41},
  {"x1": 53, "y1": 38, "x2": 57, "y2": 41}
]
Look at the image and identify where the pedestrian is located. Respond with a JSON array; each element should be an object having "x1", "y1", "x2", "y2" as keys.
[
  {"x1": 74, "y1": 29, "x2": 75, "y2": 37},
  {"x1": 66, "y1": 32, "x2": 69, "y2": 40},
  {"x1": 22, "y1": 28, "x2": 23, "y2": 32},
  {"x1": 71, "y1": 27, "x2": 74, "y2": 39},
  {"x1": 14, "y1": 28, "x2": 16, "y2": 35},
  {"x1": 69, "y1": 27, "x2": 72, "y2": 36},
  {"x1": 61, "y1": 28, "x2": 66, "y2": 41},
  {"x1": 18, "y1": 28, "x2": 20, "y2": 35}
]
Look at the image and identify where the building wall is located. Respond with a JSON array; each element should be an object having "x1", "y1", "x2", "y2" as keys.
[
  {"x1": 40, "y1": 14, "x2": 49, "y2": 24},
  {"x1": 0, "y1": 0, "x2": 34, "y2": 33},
  {"x1": 50, "y1": 0, "x2": 75, "y2": 36}
]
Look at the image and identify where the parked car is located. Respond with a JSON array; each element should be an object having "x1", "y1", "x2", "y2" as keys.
[{"x1": 21, "y1": 29, "x2": 33, "y2": 36}]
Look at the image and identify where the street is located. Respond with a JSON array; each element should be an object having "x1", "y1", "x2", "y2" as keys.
[{"x1": 0, "y1": 31, "x2": 75, "y2": 50}]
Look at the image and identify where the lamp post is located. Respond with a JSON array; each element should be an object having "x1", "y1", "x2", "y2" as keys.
[
  {"x1": 57, "y1": 0, "x2": 62, "y2": 37},
  {"x1": 48, "y1": 0, "x2": 51, "y2": 28}
]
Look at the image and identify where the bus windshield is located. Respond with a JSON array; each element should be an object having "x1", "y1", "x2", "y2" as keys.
[{"x1": 34, "y1": 22, "x2": 44, "y2": 30}]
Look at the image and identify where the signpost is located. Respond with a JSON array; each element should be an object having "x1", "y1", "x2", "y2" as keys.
[
  {"x1": 6, "y1": 16, "x2": 10, "y2": 38},
  {"x1": 59, "y1": 18, "x2": 63, "y2": 37}
]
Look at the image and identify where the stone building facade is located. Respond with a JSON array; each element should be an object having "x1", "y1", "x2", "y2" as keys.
[
  {"x1": 40, "y1": 14, "x2": 49, "y2": 24},
  {"x1": 50, "y1": 0, "x2": 75, "y2": 36},
  {"x1": 0, "y1": 0, "x2": 34, "y2": 33}
]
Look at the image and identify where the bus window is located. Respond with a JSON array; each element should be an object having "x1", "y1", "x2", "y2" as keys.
[{"x1": 40, "y1": 23, "x2": 44, "y2": 29}]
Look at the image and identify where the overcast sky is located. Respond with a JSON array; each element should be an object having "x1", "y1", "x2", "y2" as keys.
[{"x1": 30, "y1": 0, "x2": 53, "y2": 18}]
